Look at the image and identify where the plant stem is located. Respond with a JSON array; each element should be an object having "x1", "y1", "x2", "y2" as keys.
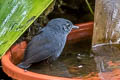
[{"x1": 85, "y1": 0, "x2": 94, "y2": 16}]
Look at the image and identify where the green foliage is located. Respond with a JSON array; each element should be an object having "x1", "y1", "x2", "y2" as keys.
[{"x1": 0, "y1": 0, "x2": 53, "y2": 58}]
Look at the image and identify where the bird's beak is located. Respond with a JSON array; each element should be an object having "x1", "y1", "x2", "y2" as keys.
[{"x1": 72, "y1": 25, "x2": 79, "y2": 29}]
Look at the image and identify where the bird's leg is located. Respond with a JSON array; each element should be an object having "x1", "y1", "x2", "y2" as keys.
[{"x1": 46, "y1": 58, "x2": 53, "y2": 70}]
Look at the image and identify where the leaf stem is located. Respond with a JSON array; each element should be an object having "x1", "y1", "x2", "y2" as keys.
[{"x1": 85, "y1": 0, "x2": 94, "y2": 16}]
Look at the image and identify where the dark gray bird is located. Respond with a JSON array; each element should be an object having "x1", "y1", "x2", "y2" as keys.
[{"x1": 18, "y1": 18, "x2": 79, "y2": 69}]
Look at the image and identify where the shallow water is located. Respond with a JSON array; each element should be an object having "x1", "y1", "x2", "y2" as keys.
[{"x1": 28, "y1": 41, "x2": 97, "y2": 78}]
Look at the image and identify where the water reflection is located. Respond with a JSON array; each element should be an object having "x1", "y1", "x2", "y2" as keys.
[{"x1": 93, "y1": 43, "x2": 120, "y2": 79}]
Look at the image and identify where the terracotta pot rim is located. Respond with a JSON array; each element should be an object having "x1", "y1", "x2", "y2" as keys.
[
  {"x1": 71, "y1": 22, "x2": 93, "y2": 32},
  {"x1": 2, "y1": 51, "x2": 82, "y2": 80},
  {"x1": 67, "y1": 21, "x2": 93, "y2": 43}
]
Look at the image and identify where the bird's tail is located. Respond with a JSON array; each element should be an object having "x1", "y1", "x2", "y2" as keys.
[{"x1": 17, "y1": 62, "x2": 31, "y2": 69}]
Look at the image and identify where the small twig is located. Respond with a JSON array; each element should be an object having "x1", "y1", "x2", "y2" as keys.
[{"x1": 85, "y1": 0, "x2": 94, "y2": 16}]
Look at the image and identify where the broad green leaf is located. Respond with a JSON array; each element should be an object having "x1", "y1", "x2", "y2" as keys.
[{"x1": 0, "y1": 0, "x2": 53, "y2": 58}]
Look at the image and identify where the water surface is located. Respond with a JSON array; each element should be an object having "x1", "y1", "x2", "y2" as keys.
[{"x1": 28, "y1": 40, "x2": 97, "y2": 78}]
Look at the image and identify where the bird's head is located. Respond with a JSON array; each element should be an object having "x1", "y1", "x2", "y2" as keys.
[{"x1": 46, "y1": 18, "x2": 79, "y2": 34}]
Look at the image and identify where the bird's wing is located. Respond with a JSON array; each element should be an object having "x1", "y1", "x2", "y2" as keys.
[{"x1": 23, "y1": 30, "x2": 61, "y2": 64}]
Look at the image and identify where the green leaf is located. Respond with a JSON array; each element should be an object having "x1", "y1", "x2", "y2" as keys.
[{"x1": 0, "y1": 0, "x2": 53, "y2": 58}]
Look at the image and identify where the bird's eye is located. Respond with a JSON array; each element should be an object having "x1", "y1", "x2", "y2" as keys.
[
  {"x1": 66, "y1": 23, "x2": 71, "y2": 27},
  {"x1": 62, "y1": 22, "x2": 71, "y2": 31}
]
